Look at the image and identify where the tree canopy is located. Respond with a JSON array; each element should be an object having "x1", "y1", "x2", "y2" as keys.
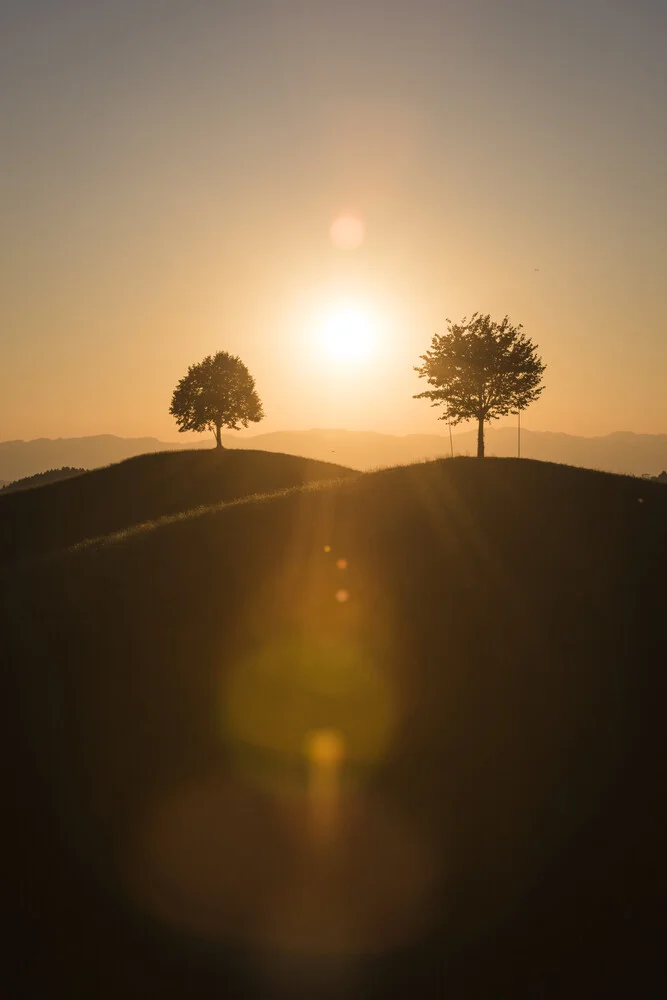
[
  {"x1": 414, "y1": 313, "x2": 546, "y2": 458},
  {"x1": 170, "y1": 352, "x2": 264, "y2": 448}
]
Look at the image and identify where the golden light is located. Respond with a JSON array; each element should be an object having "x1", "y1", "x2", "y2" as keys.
[
  {"x1": 315, "y1": 303, "x2": 377, "y2": 362},
  {"x1": 305, "y1": 728, "x2": 345, "y2": 843},
  {"x1": 305, "y1": 727, "x2": 346, "y2": 769},
  {"x1": 330, "y1": 213, "x2": 365, "y2": 250},
  {"x1": 125, "y1": 636, "x2": 435, "y2": 964},
  {"x1": 223, "y1": 633, "x2": 394, "y2": 774}
]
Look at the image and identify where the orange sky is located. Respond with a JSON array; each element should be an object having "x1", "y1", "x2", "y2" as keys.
[{"x1": 1, "y1": 1, "x2": 666, "y2": 442}]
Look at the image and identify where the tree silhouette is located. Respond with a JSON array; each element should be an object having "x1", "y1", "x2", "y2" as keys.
[
  {"x1": 170, "y1": 352, "x2": 264, "y2": 449},
  {"x1": 415, "y1": 314, "x2": 546, "y2": 458}
]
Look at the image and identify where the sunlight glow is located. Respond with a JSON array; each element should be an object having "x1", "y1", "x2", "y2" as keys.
[{"x1": 316, "y1": 304, "x2": 377, "y2": 362}]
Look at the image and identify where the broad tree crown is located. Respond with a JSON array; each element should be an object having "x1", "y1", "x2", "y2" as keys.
[
  {"x1": 170, "y1": 351, "x2": 264, "y2": 449},
  {"x1": 414, "y1": 313, "x2": 546, "y2": 458}
]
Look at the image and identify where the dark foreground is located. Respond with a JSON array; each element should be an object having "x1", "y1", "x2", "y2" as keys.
[{"x1": 1, "y1": 455, "x2": 665, "y2": 997}]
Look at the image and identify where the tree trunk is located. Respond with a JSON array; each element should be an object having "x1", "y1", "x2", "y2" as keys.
[
  {"x1": 477, "y1": 415, "x2": 485, "y2": 458},
  {"x1": 215, "y1": 423, "x2": 223, "y2": 449}
]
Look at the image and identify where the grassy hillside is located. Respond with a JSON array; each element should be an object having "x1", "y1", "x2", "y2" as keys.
[
  {"x1": 0, "y1": 448, "x2": 354, "y2": 564},
  {"x1": 2, "y1": 457, "x2": 665, "y2": 997}
]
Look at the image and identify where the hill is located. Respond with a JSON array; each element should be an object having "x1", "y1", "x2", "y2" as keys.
[
  {"x1": 2, "y1": 428, "x2": 667, "y2": 480},
  {"x1": 0, "y1": 449, "x2": 354, "y2": 565},
  {"x1": 1, "y1": 457, "x2": 665, "y2": 997},
  {"x1": 0, "y1": 434, "x2": 210, "y2": 483},
  {"x1": 228, "y1": 427, "x2": 667, "y2": 476},
  {"x1": 0, "y1": 466, "x2": 86, "y2": 494}
]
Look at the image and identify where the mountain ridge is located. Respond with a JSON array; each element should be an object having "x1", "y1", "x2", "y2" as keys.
[{"x1": 0, "y1": 427, "x2": 665, "y2": 481}]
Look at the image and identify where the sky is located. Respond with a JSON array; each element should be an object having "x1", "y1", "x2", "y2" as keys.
[{"x1": 1, "y1": 0, "x2": 666, "y2": 442}]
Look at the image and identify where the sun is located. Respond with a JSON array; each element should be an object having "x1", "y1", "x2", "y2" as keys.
[{"x1": 316, "y1": 304, "x2": 377, "y2": 362}]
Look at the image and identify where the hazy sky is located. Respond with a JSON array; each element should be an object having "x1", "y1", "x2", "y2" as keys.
[{"x1": 2, "y1": 0, "x2": 666, "y2": 442}]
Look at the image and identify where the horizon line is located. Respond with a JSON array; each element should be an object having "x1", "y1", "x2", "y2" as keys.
[{"x1": 2, "y1": 427, "x2": 666, "y2": 447}]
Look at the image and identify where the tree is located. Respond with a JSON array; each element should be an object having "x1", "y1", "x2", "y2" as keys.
[
  {"x1": 414, "y1": 313, "x2": 546, "y2": 458},
  {"x1": 170, "y1": 351, "x2": 264, "y2": 449}
]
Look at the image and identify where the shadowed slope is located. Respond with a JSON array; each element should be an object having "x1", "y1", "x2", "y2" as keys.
[
  {"x1": 0, "y1": 448, "x2": 354, "y2": 564},
  {"x1": 1, "y1": 458, "x2": 665, "y2": 997}
]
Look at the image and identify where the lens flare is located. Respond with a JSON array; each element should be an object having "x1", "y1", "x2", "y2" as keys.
[
  {"x1": 305, "y1": 727, "x2": 345, "y2": 768},
  {"x1": 224, "y1": 634, "x2": 394, "y2": 781},
  {"x1": 330, "y1": 214, "x2": 365, "y2": 250},
  {"x1": 305, "y1": 728, "x2": 345, "y2": 842},
  {"x1": 124, "y1": 637, "x2": 435, "y2": 966},
  {"x1": 126, "y1": 773, "x2": 436, "y2": 961}
]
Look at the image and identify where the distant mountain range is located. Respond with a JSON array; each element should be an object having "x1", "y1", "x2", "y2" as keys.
[{"x1": 0, "y1": 428, "x2": 665, "y2": 483}]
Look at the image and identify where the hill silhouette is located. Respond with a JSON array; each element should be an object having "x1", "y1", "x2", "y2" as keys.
[
  {"x1": 0, "y1": 449, "x2": 353, "y2": 565},
  {"x1": 0, "y1": 466, "x2": 86, "y2": 494},
  {"x1": 1, "y1": 456, "x2": 665, "y2": 997},
  {"x1": 0, "y1": 434, "x2": 210, "y2": 483},
  {"x1": 2, "y1": 427, "x2": 666, "y2": 481},
  {"x1": 237, "y1": 427, "x2": 667, "y2": 476}
]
